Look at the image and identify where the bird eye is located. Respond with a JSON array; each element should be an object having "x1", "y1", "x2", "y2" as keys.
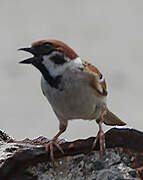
[{"x1": 44, "y1": 42, "x2": 53, "y2": 48}]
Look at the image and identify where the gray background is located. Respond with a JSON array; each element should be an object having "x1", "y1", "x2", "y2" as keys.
[{"x1": 0, "y1": 0, "x2": 143, "y2": 140}]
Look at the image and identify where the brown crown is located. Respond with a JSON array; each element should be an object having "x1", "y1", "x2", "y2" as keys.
[{"x1": 32, "y1": 39, "x2": 79, "y2": 60}]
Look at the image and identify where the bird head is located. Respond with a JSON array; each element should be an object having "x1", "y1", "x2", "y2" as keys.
[{"x1": 19, "y1": 40, "x2": 80, "y2": 76}]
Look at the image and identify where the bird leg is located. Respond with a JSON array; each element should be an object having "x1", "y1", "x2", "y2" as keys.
[
  {"x1": 92, "y1": 121, "x2": 106, "y2": 156},
  {"x1": 45, "y1": 129, "x2": 65, "y2": 161}
]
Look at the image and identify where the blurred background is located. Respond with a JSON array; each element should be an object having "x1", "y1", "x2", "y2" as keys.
[{"x1": 0, "y1": 1, "x2": 143, "y2": 140}]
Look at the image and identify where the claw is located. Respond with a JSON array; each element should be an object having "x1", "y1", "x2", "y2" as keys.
[
  {"x1": 54, "y1": 141, "x2": 64, "y2": 154},
  {"x1": 45, "y1": 140, "x2": 64, "y2": 161}
]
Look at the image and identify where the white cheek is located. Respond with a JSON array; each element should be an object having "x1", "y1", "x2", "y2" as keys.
[
  {"x1": 42, "y1": 55, "x2": 57, "y2": 77},
  {"x1": 42, "y1": 55, "x2": 83, "y2": 77},
  {"x1": 42, "y1": 55, "x2": 67, "y2": 77},
  {"x1": 42, "y1": 56, "x2": 54, "y2": 69}
]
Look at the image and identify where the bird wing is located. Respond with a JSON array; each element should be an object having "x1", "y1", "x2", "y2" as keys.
[{"x1": 83, "y1": 61, "x2": 108, "y2": 96}]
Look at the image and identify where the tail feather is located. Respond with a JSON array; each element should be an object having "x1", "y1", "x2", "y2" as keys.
[{"x1": 103, "y1": 109, "x2": 126, "y2": 126}]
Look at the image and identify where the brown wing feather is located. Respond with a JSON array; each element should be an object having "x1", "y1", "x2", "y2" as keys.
[{"x1": 84, "y1": 61, "x2": 108, "y2": 96}]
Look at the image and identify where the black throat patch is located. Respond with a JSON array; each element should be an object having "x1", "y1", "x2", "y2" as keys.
[{"x1": 35, "y1": 63, "x2": 62, "y2": 90}]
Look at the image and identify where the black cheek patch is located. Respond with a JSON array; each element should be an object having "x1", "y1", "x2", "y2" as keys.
[{"x1": 50, "y1": 54, "x2": 66, "y2": 65}]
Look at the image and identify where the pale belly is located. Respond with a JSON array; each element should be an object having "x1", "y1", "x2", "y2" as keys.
[{"x1": 41, "y1": 75, "x2": 106, "y2": 121}]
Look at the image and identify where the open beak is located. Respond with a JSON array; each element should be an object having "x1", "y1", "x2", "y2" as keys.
[
  {"x1": 18, "y1": 47, "x2": 37, "y2": 64},
  {"x1": 19, "y1": 57, "x2": 36, "y2": 64}
]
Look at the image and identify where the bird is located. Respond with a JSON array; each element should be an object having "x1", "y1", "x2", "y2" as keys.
[{"x1": 19, "y1": 39, "x2": 126, "y2": 160}]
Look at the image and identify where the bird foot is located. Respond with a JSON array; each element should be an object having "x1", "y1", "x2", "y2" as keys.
[
  {"x1": 92, "y1": 129, "x2": 106, "y2": 156},
  {"x1": 45, "y1": 139, "x2": 64, "y2": 161}
]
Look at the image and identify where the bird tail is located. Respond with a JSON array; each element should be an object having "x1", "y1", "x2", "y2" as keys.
[{"x1": 103, "y1": 109, "x2": 126, "y2": 126}]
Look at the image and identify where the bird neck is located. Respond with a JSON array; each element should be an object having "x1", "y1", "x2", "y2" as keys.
[
  {"x1": 36, "y1": 62, "x2": 62, "y2": 89},
  {"x1": 42, "y1": 55, "x2": 83, "y2": 77}
]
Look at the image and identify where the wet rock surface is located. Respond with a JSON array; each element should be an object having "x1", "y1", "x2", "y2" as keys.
[{"x1": 0, "y1": 128, "x2": 143, "y2": 180}]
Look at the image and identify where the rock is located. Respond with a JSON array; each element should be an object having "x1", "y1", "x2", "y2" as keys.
[
  {"x1": 27, "y1": 149, "x2": 138, "y2": 180},
  {"x1": 0, "y1": 128, "x2": 142, "y2": 180}
]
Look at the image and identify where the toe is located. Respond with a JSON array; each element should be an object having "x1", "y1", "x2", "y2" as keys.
[
  {"x1": 54, "y1": 142, "x2": 64, "y2": 154},
  {"x1": 45, "y1": 140, "x2": 64, "y2": 161}
]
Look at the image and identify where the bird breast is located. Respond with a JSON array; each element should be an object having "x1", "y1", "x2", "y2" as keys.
[{"x1": 41, "y1": 69, "x2": 106, "y2": 121}]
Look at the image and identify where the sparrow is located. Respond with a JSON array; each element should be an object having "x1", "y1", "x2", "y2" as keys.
[{"x1": 19, "y1": 39, "x2": 126, "y2": 160}]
